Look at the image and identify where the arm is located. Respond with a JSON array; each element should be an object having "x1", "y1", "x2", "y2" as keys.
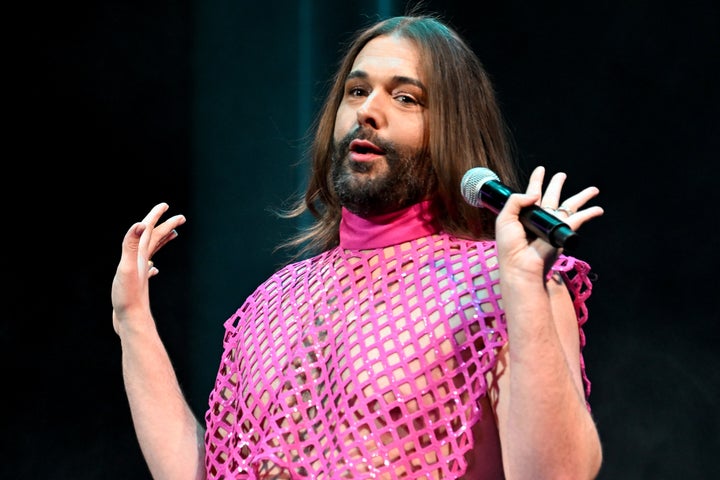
[
  {"x1": 489, "y1": 167, "x2": 604, "y2": 480},
  {"x1": 111, "y1": 202, "x2": 206, "y2": 480}
]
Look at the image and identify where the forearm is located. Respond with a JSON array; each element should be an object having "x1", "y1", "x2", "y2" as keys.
[
  {"x1": 499, "y1": 277, "x2": 601, "y2": 479},
  {"x1": 119, "y1": 316, "x2": 206, "y2": 480}
]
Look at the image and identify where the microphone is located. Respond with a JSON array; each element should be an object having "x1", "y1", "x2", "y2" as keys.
[{"x1": 460, "y1": 167, "x2": 580, "y2": 250}]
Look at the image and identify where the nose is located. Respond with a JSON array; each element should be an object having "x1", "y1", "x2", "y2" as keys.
[{"x1": 356, "y1": 91, "x2": 386, "y2": 130}]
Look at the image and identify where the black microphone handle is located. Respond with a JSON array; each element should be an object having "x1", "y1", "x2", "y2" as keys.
[{"x1": 480, "y1": 180, "x2": 580, "y2": 250}]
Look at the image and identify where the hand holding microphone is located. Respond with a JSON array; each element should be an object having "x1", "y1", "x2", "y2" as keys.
[{"x1": 461, "y1": 167, "x2": 601, "y2": 251}]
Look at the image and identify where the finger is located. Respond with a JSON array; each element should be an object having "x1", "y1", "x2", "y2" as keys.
[
  {"x1": 153, "y1": 217, "x2": 185, "y2": 246},
  {"x1": 148, "y1": 263, "x2": 159, "y2": 277},
  {"x1": 525, "y1": 166, "x2": 546, "y2": 201},
  {"x1": 562, "y1": 205, "x2": 604, "y2": 231},
  {"x1": 153, "y1": 228, "x2": 177, "y2": 252},
  {"x1": 548, "y1": 186, "x2": 601, "y2": 220},
  {"x1": 125, "y1": 203, "x2": 168, "y2": 274},
  {"x1": 540, "y1": 171, "x2": 567, "y2": 209},
  {"x1": 138, "y1": 203, "x2": 170, "y2": 253},
  {"x1": 141, "y1": 202, "x2": 170, "y2": 226},
  {"x1": 499, "y1": 191, "x2": 540, "y2": 219},
  {"x1": 560, "y1": 186, "x2": 601, "y2": 211},
  {"x1": 116, "y1": 222, "x2": 145, "y2": 275},
  {"x1": 554, "y1": 185, "x2": 604, "y2": 229},
  {"x1": 149, "y1": 216, "x2": 186, "y2": 257},
  {"x1": 140, "y1": 203, "x2": 185, "y2": 254}
]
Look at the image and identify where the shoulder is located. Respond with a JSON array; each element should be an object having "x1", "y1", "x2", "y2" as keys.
[
  {"x1": 438, "y1": 233, "x2": 499, "y2": 267},
  {"x1": 438, "y1": 232, "x2": 497, "y2": 253}
]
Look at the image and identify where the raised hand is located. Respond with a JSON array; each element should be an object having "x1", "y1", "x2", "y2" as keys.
[
  {"x1": 495, "y1": 166, "x2": 604, "y2": 275},
  {"x1": 111, "y1": 203, "x2": 186, "y2": 334}
]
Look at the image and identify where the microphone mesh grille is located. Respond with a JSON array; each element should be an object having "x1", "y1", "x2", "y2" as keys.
[{"x1": 460, "y1": 167, "x2": 499, "y2": 207}]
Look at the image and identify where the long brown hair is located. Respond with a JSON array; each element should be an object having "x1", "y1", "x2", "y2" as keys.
[{"x1": 278, "y1": 14, "x2": 519, "y2": 259}]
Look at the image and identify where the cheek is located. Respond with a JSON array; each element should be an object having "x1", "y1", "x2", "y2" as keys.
[
  {"x1": 396, "y1": 116, "x2": 425, "y2": 148},
  {"x1": 333, "y1": 105, "x2": 354, "y2": 142}
]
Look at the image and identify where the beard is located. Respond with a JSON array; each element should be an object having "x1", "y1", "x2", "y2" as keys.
[{"x1": 330, "y1": 128, "x2": 435, "y2": 217}]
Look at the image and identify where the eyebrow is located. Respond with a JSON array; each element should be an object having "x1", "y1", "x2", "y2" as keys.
[{"x1": 346, "y1": 70, "x2": 427, "y2": 93}]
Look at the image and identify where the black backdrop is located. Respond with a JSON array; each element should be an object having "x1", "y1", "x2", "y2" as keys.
[{"x1": 4, "y1": 0, "x2": 719, "y2": 478}]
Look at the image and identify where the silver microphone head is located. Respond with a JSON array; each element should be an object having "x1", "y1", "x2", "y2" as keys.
[{"x1": 460, "y1": 167, "x2": 499, "y2": 207}]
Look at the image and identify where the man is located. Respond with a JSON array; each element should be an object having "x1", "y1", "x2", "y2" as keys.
[{"x1": 112, "y1": 14, "x2": 604, "y2": 479}]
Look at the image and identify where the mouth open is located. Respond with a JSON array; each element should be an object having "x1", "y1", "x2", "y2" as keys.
[{"x1": 349, "y1": 139, "x2": 386, "y2": 162}]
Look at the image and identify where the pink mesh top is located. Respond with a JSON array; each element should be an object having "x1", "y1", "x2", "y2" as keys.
[{"x1": 204, "y1": 201, "x2": 594, "y2": 479}]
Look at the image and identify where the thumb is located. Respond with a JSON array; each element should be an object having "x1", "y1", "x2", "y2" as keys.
[
  {"x1": 119, "y1": 222, "x2": 146, "y2": 264},
  {"x1": 498, "y1": 192, "x2": 540, "y2": 219}
]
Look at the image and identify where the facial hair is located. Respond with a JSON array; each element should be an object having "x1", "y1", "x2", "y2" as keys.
[{"x1": 330, "y1": 129, "x2": 435, "y2": 217}]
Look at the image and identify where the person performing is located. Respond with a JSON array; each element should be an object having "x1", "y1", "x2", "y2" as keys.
[{"x1": 112, "y1": 13, "x2": 604, "y2": 480}]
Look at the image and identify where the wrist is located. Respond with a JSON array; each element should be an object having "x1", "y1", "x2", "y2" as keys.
[{"x1": 113, "y1": 308, "x2": 157, "y2": 338}]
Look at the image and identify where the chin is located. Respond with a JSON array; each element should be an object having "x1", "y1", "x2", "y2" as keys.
[{"x1": 347, "y1": 159, "x2": 376, "y2": 174}]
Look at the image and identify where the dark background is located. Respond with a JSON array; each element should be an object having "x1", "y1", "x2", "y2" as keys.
[{"x1": 4, "y1": 0, "x2": 719, "y2": 478}]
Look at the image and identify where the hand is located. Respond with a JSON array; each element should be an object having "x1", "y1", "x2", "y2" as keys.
[
  {"x1": 495, "y1": 166, "x2": 604, "y2": 276},
  {"x1": 111, "y1": 203, "x2": 186, "y2": 334}
]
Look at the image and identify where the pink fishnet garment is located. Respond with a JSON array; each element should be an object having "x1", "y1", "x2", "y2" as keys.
[{"x1": 204, "y1": 235, "x2": 593, "y2": 479}]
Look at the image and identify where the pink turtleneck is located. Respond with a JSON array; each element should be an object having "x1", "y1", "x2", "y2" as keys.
[{"x1": 339, "y1": 200, "x2": 440, "y2": 249}]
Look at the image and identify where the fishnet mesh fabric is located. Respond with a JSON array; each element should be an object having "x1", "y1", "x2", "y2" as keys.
[{"x1": 204, "y1": 234, "x2": 593, "y2": 479}]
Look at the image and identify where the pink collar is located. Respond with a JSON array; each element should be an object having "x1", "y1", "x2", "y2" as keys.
[{"x1": 339, "y1": 201, "x2": 441, "y2": 250}]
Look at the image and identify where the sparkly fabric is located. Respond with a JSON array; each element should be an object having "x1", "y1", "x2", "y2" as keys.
[{"x1": 204, "y1": 203, "x2": 594, "y2": 479}]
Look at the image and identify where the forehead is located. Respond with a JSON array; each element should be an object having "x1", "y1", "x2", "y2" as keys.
[{"x1": 351, "y1": 35, "x2": 422, "y2": 79}]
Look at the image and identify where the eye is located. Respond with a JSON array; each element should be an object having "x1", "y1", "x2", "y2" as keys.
[
  {"x1": 394, "y1": 90, "x2": 426, "y2": 108},
  {"x1": 347, "y1": 86, "x2": 368, "y2": 97},
  {"x1": 395, "y1": 94, "x2": 418, "y2": 105}
]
